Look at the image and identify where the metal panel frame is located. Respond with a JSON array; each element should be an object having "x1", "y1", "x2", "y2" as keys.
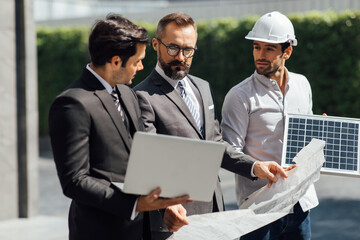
[{"x1": 282, "y1": 114, "x2": 360, "y2": 178}]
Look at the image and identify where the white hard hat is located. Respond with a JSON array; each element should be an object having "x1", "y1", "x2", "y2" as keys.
[{"x1": 245, "y1": 11, "x2": 297, "y2": 46}]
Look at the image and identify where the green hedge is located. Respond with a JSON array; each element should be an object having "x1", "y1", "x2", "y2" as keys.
[
  {"x1": 37, "y1": 27, "x2": 89, "y2": 135},
  {"x1": 38, "y1": 11, "x2": 360, "y2": 135}
]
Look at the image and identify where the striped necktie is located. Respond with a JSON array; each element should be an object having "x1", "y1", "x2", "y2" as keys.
[
  {"x1": 178, "y1": 80, "x2": 204, "y2": 136},
  {"x1": 111, "y1": 90, "x2": 125, "y2": 122}
]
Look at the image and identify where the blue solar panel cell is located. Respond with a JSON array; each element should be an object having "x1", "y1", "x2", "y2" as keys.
[{"x1": 282, "y1": 114, "x2": 360, "y2": 177}]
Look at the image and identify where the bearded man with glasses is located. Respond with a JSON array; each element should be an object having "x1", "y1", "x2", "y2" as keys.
[{"x1": 134, "y1": 12, "x2": 288, "y2": 240}]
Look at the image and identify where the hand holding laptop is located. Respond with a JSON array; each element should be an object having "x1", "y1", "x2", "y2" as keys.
[{"x1": 136, "y1": 187, "x2": 192, "y2": 212}]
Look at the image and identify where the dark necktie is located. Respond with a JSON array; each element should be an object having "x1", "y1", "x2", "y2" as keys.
[
  {"x1": 111, "y1": 90, "x2": 125, "y2": 122},
  {"x1": 178, "y1": 80, "x2": 204, "y2": 136}
]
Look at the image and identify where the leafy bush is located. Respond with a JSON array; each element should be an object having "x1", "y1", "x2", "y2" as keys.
[
  {"x1": 38, "y1": 11, "x2": 360, "y2": 135},
  {"x1": 37, "y1": 27, "x2": 89, "y2": 134}
]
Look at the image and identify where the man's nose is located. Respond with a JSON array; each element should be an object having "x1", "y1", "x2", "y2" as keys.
[
  {"x1": 259, "y1": 49, "x2": 266, "y2": 58},
  {"x1": 174, "y1": 50, "x2": 186, "y2": 62},
  {"x1": 137, "y1": 60, "x2": 144, "y2": 71}
]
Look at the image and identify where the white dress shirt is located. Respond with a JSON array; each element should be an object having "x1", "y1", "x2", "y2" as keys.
[{"x1": 221, "y1": 69, "x2": 318, "y2": 211}]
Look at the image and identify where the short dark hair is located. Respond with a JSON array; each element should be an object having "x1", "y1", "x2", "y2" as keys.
[
  {"x1": 280, "y1": 42, "x2": 291, "y2": 53},
  {"x1": 89, "y1": 14, "x2": 149, "y2": 67},
  {"x1": 156, "y1": 12, "x2": 197, "y2": 39}
]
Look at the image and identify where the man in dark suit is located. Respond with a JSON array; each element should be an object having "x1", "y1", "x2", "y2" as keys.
[
  {"x1": 49, "y1": 14, "x2": 191, "y2": 240},
  {"x1": 134, "y1": 12, "x2": 288, "y2": 239}
]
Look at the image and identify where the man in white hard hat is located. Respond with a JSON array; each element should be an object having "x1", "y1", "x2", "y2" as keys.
[{"x1": 221, "y1": 11, "x2": 318, "y2": 240}]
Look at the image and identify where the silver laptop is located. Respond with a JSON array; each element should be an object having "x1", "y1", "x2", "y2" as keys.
[{"x1": 119, "y1": 131, "x2": 225, "y2": 202}]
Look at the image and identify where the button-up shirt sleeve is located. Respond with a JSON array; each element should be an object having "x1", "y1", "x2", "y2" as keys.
[{"x1": 221, "y1": 85, "x2": 249, "y2": 154}]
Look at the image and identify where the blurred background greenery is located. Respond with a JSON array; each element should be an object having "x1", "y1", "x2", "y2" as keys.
[{"x1": 37, "y1": 11, "x2": 360, "y2": 135}]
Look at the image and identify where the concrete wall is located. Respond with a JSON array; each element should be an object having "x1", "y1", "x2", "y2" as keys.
[
  {"x1": 0, "y1": 0, "x2": 38, "y2": 221},
  {"x1": 0, "y1": 0, "x2": 18, "y2": 221},
  {"x1": 24, "y1": 0, "x2": 39, "y2": 218}
]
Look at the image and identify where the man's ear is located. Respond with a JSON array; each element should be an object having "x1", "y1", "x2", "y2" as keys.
[
  {"x1": 283, "y1": 46, "x2": 293, "y2": 60},
  {"x1": 152, "y1": 38, "x2": 158, "y2": 51},
  {"x1": 110, "y1": 55, "x2": 122, "y2": 68}
]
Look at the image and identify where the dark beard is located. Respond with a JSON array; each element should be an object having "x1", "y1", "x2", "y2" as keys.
[
  {"x1": 255, "y1": 59, "x2": 280, "y2": 78},
  {"x1": 159, "y1": 57, "x2": 190, "y2": 80}
]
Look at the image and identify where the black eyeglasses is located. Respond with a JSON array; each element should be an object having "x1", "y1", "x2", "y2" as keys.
[{"x1": 156, "y1": 38, "x2": 197, "y2": 58}]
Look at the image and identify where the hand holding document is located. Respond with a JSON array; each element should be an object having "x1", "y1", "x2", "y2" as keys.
[
  {"x1": 170, "y1": 139, "x2": 325, "y2": 240},
  {"x1": 239, "y1": 138, "x2": 324, "y2": 213}
]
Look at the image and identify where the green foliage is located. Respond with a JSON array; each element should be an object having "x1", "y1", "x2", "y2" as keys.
[
  {"x1": 131, "y1": 23, "x2": 157, "y2": 86},
  {"x1": 38, "y1": 11, "x2": 360, "y2": 135},
  {"x1": 287, "y1": 11, "x2": 360, "y2": 117},
  {"x1": 37, "y1": 27, "x2": 89, "y2": 134}
]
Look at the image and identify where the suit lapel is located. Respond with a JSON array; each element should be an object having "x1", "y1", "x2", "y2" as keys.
[
  {"x1": 94, "y1": 89, "x2": 132, "y2": 151},
  {"x1": 81, "y1": 68, "x2": 132, "y2": 150},
  {"x1": 151, "y1": 70, "x2": 203, "y2": 138},
  {"x1": 116, "y1": 85, "x2": 139, "y2": 132}
]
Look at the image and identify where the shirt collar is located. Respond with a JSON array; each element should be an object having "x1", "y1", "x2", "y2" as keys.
[
  {"x1": 86, "y1": 64, "x2": 114, "y2": 94},
  {"x1": 155, "y1": 63, "x2": 188, "y2": 89}
]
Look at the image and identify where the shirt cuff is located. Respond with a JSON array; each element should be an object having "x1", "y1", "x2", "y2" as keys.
[
  {"x1": 250, "y1": 161, "x2": 257, "y2": 178},
  {"x1": 130, "y1": 198, "x2": 139, "y2": 220}
]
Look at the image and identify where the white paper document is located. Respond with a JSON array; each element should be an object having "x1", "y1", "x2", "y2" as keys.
[{"x1": 170, "y1": 138, "x2": 325, "y2": 240}]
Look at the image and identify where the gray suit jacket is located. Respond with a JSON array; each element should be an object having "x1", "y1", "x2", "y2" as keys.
[
  {"x1": 49, "y1": 68, "x2": 147, "y2": 240},
  {"x1": 134, "y1": 70, "x2": 256, "y2": 237}
]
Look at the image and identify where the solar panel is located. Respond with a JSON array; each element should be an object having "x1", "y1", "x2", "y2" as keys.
[{"x1": 282, "y1": 113, "x2": 360, "y2": 177}]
